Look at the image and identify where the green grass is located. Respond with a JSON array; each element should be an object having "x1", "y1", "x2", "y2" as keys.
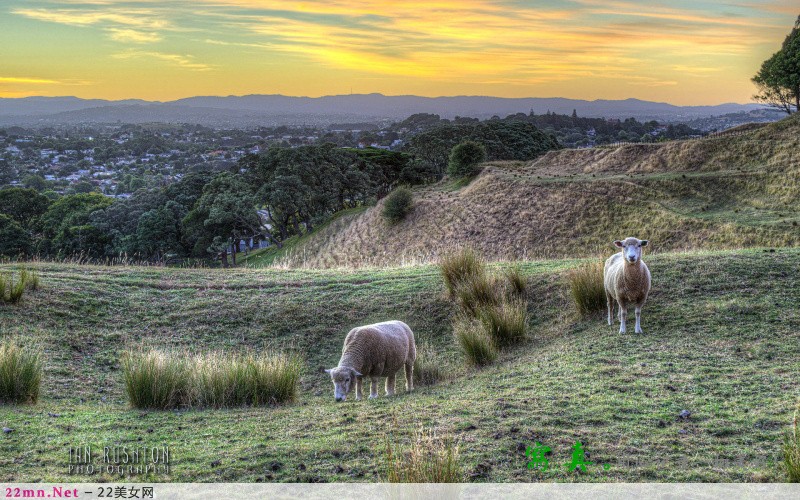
[{"x1": 0, "y1": 248, "x2": 799, "y2": 482}]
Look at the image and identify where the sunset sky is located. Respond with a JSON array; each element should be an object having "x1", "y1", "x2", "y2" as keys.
[{"x1": 1, "y1": 0, "x2": 797, "y2": 104}]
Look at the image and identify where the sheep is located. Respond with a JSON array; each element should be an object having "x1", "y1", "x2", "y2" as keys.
[
  {"x1": 325, "y1": 320, "x2": 416, "y2": 402},
  {"x1": 604, "y1": 237, "x2": 651, "y2": 334}
]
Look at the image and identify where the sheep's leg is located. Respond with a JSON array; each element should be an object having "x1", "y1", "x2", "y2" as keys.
[
  {"x1": 634, "y1": 305, "x2": 643, "y2": 334},
  {"x1": 618, "y1": 301, "x2": 627, "y2": 334},
  {"x1": 355, "y1": 377, "x2": 363, "y2": 401},
  {"x1": 385, "y1": 373, "x2": 396, "y2": 396},
  {"x1": 369, "y1": 377, "x2": 379, "y2": 399},
  {"x1": 404, "y1": 361, "x2": 414, "y2": 392},
  {"x1": 606, "y1": 291, "x2": 614, "y2": 326}
]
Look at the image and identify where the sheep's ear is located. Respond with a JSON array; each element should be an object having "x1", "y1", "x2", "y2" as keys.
[
  {"x1": 352, "y1": 370, "x2": 363, "y2": 377},
  {"x1": 640, "y1": 240, "x2": 649, "y2": 247},
  {"x1": 324, "y1": 369, "x2": 333, "y2": 374},
  {"x1": 613, "y1": 240, "x2": 624, "y2": 248}
]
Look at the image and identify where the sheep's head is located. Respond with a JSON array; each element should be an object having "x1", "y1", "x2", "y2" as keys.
[
  {"x1": 614, "y1": 237, "x2": 648, "y2": 264},
  {"x1": 324, "y1": 366, "x2": 362, "y2": 402}
]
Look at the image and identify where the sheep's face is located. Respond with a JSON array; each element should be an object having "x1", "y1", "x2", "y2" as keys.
[
  {"x1": 324, "y1": 367, "x2": 362, "y2": 402},
  {"x1": 614, "y1": 237, "x2": 648, "y2": 264}
]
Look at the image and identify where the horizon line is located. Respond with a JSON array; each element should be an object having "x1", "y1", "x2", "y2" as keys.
[{"x1": 0, "y1": 93, "x2": 762, "y2": 108}]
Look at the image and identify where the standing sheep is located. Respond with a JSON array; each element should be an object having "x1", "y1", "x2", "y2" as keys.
[
  {"x1": 325, "y1": 320, "x2": 416, "y2": 402},
  {"x1": 604, "y1": 237, "x2": 651, "y2": 334}
]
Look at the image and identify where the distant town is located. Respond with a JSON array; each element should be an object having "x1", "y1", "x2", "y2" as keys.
[{"x1": 0, "y1": 107, "x2": 783, "y2": 196}]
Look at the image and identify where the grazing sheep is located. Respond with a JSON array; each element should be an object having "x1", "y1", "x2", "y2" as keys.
[
  {"x1": 325, "y1": 320, "x2": 416, "y2": 402},
  {"x1": 604, "y1": 237, "x2": 651, "y2": 334}
]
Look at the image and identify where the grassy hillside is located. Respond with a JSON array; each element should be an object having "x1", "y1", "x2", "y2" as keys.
[
  {"x1": 1, "y1": 248, "x2": 798, "y2": 482},
  {"x1": 267, "y1": 115, "x2": 800, "y2": 268}
]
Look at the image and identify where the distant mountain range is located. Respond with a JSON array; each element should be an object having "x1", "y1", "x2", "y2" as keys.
[{"x1": 0, "y1": 94, "x2": 767, "y2": 127}]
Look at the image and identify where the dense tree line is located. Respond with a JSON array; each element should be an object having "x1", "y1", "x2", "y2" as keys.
[
  {"x1": 405, "y1": 120, "x2": 561, "y2": 175},
  {"x1": 396, "y1": 111, "x2": 704, "y2": 149},
  {"x1": 0, "y1": 145, "x2": 429, "y2": 266}
]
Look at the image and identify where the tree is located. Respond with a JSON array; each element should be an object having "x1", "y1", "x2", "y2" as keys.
[
  {"x1": 40, "y1": 193, "x2": 113, "y2": 257},
  {"x1": 753, "y1": 16, "x2": 800, "y2": 114},
  {"x1": 246, "y1": 144, "x2": 375, "y2": 247},
  {"x1": 23, "y1": 174, "x2": 49, "y2": 192},
  {"x1": 0, "y1": 214, "x2": 31, "y2": 257},
  {"x1": 136, "y1": 205, "x2": 180, "y2": 261},
  {"x1": 0, "y1": 188, "x2": 51, "y2": 227},
  {"x1": 447, "y1": 141, "x2": 486, "y2": 178},
  {"x1": 183, "y1": 173, "x2": 262, "y2": 267}
]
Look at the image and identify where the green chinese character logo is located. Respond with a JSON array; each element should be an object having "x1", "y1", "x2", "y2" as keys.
[
  {"x1": 526, "y1": 442, "x2": 551, "y2": 472},
  {"x1": 565, "y1": 441, "x2": 593, "y2": 472}
]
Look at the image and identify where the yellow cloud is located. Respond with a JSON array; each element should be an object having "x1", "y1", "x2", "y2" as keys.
[
  {"x1": 12, "y1": 7, "x2": 169, "y2": 30},
  {"x1": 112, "y1": 51, "x2": 213, "y2": 71},
  {"x1": 107, "y1": 28, "x2": 162, "y2": 43},
  {"x1": 0, "y1": 76, "x2": 60, "y2": 84}
]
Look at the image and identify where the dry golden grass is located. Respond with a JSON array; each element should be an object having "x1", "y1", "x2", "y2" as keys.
[
  {"x1": 268, "y1": 114, "x2": 800, "y2": 269},
  {"x1": 385, "y1": 428, "x2": 463, "y2": 483}
]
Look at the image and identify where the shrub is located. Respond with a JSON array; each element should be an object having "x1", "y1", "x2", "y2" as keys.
[
  {"x1": 0, "y1": 341, "x2": 43, "y2": 404},
  {"x1": 381, "y1": 187, "x2": 414, "y2": 224},
  {"x1": 568, "y1": 262, "x2": 607, "y2": 317},
  {"x1": 122, "y1": 350, "x2": 191, "y2": 410},
  {"x1": 122, "y1": 349, "x2": 301, "y2": 409},
  {"x1": 786, "y1": 401, "x2": 800, "y2": 482},
  {"x1": 453, "y1": 317, "x2": 497, "y2": 366},
  {"x1": 413, "y1": 343, "x2": 444, "y2": 386},
  {"x1": 504, "y1": 265, "x2": 527, "y2": 297},
  {"x1": 447, "y1": 140, "x2": 486, "y2": 178},
  {"x1": 440, "y1": 247, "x2": 486, "y2": 297},
  {"x1": 476, "y1": 300, "x2": 528, "y2": 347},
  {"x1": 385, "y1": 428, "x2": 463, "y2": 483}
]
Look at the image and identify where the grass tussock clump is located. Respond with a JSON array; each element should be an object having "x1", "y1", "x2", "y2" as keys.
[
  {"x1": 0, "y1": 341, "x2": 43, "y2": 404},
  {"x1": 440, "y1": 248, "x2": 530, "y2": 366},
  {"x1": 385, "y1": 428, "x2": 463, "y2": 483},
  {"x1": 504, "y1": 265, "x2": 528, "y2": 297},
  {"x1": 785, "y1": 401, "x2": 800, "y2": 482},
  {"x1": 440, "y1": 247, "x2": 486, "y2": 297},
  {"x1": 476, "y1": 300, "x2": 528, "y2": 347},
  {"x1": 455, "y1": 272, "x2": 501, "y2": 315},
  {"x1": 413, "y1": 343, "x2": 445, "y2": 386},
  {"x1": 0, "y1": 267, "x2": 40, "y2": 305},
  {"x1": 568, "y1": 261, "x2": 607, "y2": 317},
  {"x1": 122, "y1": 349, "x2": 301, "y2": 410},
  {"x1": 453, "y1": 317, "x2": 498, "y2": 366},
  {"x1": 122, "y1": 350, "x2": 191, "y2": 410}
]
